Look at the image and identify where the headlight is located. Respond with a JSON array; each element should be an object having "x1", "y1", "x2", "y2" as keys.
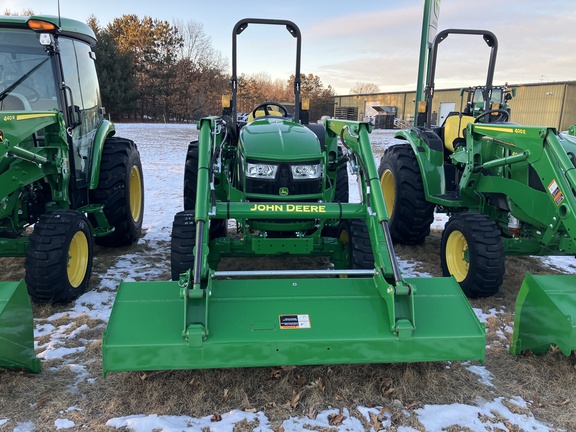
[
  {"x1": 291, "y1": 163, "x2": 322, "y2": 179},
  {"x1": 246, "y1": 163, "x2": 278, "y2": 179}
]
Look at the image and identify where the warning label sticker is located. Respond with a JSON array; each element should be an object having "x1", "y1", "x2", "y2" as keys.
[
  {"x1": 548, "y1": 180, "x2": 564, "y2": 205},
  {"x1": 279, "y1": 314, "x2": 311, "y2": 329}
]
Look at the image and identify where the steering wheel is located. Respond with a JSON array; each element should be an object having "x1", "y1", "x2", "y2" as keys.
[
  {"x1": 474, "y1": 109, "x2": 510, "y2": 123},
  {"x1": 0, "y1": 81, "x2": 40, "y2": 103},
  {"x1": 251, "y1": 102, "x2": 289, "y2": 119}
]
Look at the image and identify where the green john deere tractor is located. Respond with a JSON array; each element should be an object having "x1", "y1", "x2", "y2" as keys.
[
  {"x1": 101, "y1": 18, "x2": 486, "y2": 375},
  {"x1": 0, "y1": 15, "x2": 144, "y2": 372},
  {"x1": 459, "y1": 84, "x2": 515, "y2": 120},
  {"x1": 378, "y1": 24, "x2": 576, "y2": 356}
]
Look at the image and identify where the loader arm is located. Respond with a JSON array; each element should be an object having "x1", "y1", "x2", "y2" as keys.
[
  {"x1": 463, "y1": 124, "x2": 576, "y2": 254},
  {"x1": 326, "y1": 119, "x2": 415, "y2": 336}
]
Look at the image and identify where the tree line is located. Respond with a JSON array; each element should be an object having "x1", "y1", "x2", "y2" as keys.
[{"x1": 87, "y1": 15, "x2": 335, "y2": 123}]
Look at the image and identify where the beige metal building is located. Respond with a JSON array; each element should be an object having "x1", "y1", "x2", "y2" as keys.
[{"x1": 332, "y1": 81, "x2": 576, "y2": 131}]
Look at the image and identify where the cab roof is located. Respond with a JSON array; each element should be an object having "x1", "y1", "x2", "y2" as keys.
[{"x1": 0, "y1": 15, "x2": 97, "y2": 46}]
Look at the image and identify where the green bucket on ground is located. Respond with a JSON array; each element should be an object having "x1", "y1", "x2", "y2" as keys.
[
  {"x1": 102, "y1": 275, "x2": 485, "y2": 374},
  {"x1": 0, "y1": 280, "x2": 41, "y2": 373},
  {"x1": 510, "y1": 273, "x2": 576, "y2": 356}
]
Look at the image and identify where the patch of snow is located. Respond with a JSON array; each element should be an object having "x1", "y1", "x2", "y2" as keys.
[
  {"x1": 13, "y1": 422, "x2": 35, "y2": 432},
  {"x1": 473, "y1": 307, "x2": 506, "y2": 324},
  {"x1": 416, "y1": 397, "x2": 554, "y2": 432},
  {"x1": 55, "y1": 418, "x2": 75, "y2": 429},
  {"x1": 466, "y1": 364, "x2": 495, "y2": 387}
]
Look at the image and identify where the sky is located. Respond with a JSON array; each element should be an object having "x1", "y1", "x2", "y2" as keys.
[{"x1": 3, "y1": 1, "x2": 575, "y2": 93}]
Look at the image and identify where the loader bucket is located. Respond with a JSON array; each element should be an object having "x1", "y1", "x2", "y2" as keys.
[
  {"x1": 0, "y1": 280, "x2": 41, "y2": 373},
  {"x1": 510, "y1": 273, "x2": 576, "y2": 356},
  {"x1": 102, "y1": 275, "x2": 485, "y2": 374}
]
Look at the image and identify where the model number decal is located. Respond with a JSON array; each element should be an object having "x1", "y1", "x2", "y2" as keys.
[
  {"x1": 249, "y1": 203, "x2": 326, "y2": 213},
  {"x1": 279, "y1": 314, "x2": 311, "y2": 329},
  {"x1": 514, "y1": 128, "x2": 526, "y2": 135},
  {"x1": 3, "y1": 115, "x2": 15, "y2": 121}
]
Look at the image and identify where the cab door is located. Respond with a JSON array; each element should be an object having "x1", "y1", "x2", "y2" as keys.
[{"x1": 59, "y1": 37, "x2": 103, "y2": 196}]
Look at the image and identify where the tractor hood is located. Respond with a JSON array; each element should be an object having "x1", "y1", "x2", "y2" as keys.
[{"x1": 239, "y1": 119, "x2": 321, "y2": 162}]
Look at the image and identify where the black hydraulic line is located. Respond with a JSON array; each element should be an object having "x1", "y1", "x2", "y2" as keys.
[{"x1": 193, "y1": 220, "x2": 204, "y2": 286}]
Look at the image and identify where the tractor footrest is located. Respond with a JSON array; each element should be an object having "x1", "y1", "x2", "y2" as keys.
[{"x1": 102, "y1": 276, "x2": 486, "y2": 374}]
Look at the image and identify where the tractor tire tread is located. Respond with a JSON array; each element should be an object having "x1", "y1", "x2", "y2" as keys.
[
  {"x1": 171, "y1": 210, "x2": 196, "y2": 281},
  {"x1": 25, "y1": 210, "x2": 93, "y2": 304},
  {"x1": 379, "y1": 144, "x2": 434, "y2": 245},
  {"x1": 441, "y1": 212, "x2": 505, "y2": 297},
  {"x1": 90, "y1": 136, "x2": 143, "y2": 247}
]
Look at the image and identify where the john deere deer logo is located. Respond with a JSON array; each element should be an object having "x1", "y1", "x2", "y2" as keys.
[{"x1": 279, "y1": 187, "x2": 289, "y2": 196}]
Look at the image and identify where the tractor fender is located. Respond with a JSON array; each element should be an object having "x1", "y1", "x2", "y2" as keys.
[
  {"x1": 89, "y1": 120, "x2": 116, "y2": 190},
  {"x1": 393, "y1": 127, "x2": 446, "y2": 198}
]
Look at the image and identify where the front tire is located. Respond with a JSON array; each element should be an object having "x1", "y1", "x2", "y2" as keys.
[
  {"x1": 90, "y1": 136, "x2": 144, "y2": 246},
  {"x1": 337, "y1": 219, "x2": 374, "y2": 270},
  {"x1": 440, "y1": 212, "x2": 505, "y2": 297},
  {"x1": 378, "y1": 144, "x2": 434, "y2": 245},
  {"x1": 171, "y1": 210, "x2": 196, "y2": 281},
  {"x1": 25, "y1": 210, "x2": 93, "y2": 304}
]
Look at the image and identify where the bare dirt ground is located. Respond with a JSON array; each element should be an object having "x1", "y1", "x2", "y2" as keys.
[{"x1": 1, "y1": 229, "x2": 575, "y2": 431}]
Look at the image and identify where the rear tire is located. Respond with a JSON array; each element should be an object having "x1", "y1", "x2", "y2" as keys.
[
  {"x1": 184, "y1": 141, "x2": 227, "y2": 239},
  {"x1": 378, "y1": 144, "x2": 434, "y2": 245},
  {"x1": 440, "y1": 212, "x2": 505, "y2": 297},
  {"x1": 322, "y1": 148, "x2": 348, "y2": 237},
  {"x1": 184, "y1": 141, "x2": 199, "y2": 211},
  {"x1": 25, "y1": 210, "x2": 93, "y2": 304},
  {"x1": 90, "y1": 137, "x2": 144, "y2": 246},
  {"x1": 171, "y1": 210, "x2": 196, "y2": 281},
  {"x1": 334, "y1": 150, "x2": 349, "y2": 204}
]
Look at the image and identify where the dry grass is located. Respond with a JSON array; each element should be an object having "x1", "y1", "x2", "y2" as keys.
[{"x1": 1, "y1": 229, "x2": 575, "y2": 431}]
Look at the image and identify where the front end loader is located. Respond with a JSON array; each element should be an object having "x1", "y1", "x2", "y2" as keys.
[
  {"x1": 378, "y1": 11, "x2": 576, "y2": 356},
  {"x1": 101, "y1": 18, "x2": 485, "y2": 375},
  {"x1": 0, "y1": 15, "x2": 144, "y2": 372}
]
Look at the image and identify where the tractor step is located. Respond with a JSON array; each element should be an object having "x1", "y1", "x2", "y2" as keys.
[
  {"x1": 78, "y1": 204, "x2": 114, "y2": 236},
  {"x1": 510, "y1": 273, "x2": 576, "y2": 356},
  {"x1": 434, "y1": 191, "x2": 460, "y2": 201},
  {"x1": 102, "y1": 276, "x2": 485, "y2": 374},
  {"x1": 0, "y1": 280, "x2": 41, "y2": 373}
]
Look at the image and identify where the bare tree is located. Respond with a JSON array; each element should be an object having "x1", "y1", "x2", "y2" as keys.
[
  {"x1": 170, "y1": 19, "x2": 228, "y2": 120},
  {"x1": 350, "y1": 82, "x2": 381, "y2": 94},
  {"x1": 173, "y1": 19, "x2": 227, "y2": 70},
  {"x1": 3, "y1": 8, "x2": 34, "y2": 15}
]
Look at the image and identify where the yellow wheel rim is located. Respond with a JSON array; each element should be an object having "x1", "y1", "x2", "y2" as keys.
[
  {"x1": 445, "y1": 230, "x2": 469, "y2": 282},
  {"x1": 129, "y1": 165, "x2": 143, "y2": 223},
  {"x1": 67, "y1": 231, "x2": 89, "y2": 288},
  {"x1": 380, "y1": 169, "x2": 395, "y2": 218}
]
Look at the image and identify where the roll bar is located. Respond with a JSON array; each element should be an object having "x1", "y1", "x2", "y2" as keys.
[{"x1": 231, "y1": 18, "x2": 302, "y2": 126}]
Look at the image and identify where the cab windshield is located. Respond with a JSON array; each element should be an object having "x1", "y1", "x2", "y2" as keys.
[
  {"x1": 473, "y1": 87, "x2": 503, "y2": 105},
  {"x1": 0, "y1": 28, "x2": 59, "y2": 111}
]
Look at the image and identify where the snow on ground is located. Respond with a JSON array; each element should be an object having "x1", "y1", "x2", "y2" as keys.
[{"x1": 17, "y1": 124, "x2": 564, "y2": 431}]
